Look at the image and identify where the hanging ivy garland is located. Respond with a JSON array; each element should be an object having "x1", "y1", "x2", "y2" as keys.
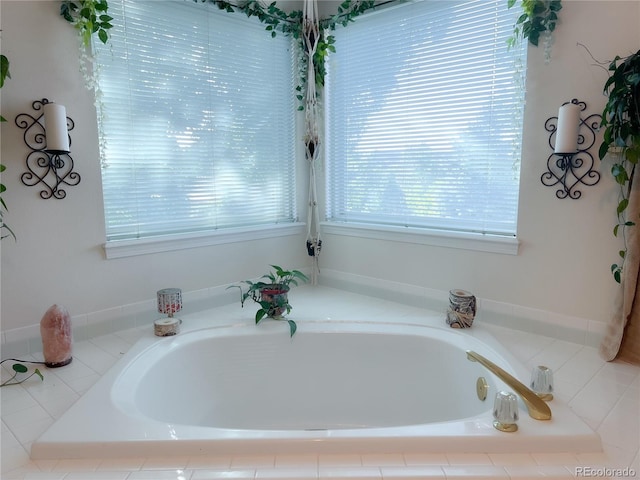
[
  {"x1": 60, "y1": 0, "x2": 112, "y2": 46},
  {"x1": 202, "y1": 0, "x2": 377, "y2": 108},
  {"x1": 61, "y1": 0, "x2": 562, "y2": 90},
  {"x1": 60, "y1": 0, "x2": 377, "y2": 100},
  {"x1": 507, "y1": 0, "x2": 562, "y2": 48}
]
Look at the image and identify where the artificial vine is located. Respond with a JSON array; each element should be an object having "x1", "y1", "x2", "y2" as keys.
[
  {"x1": 60, "y1": 0, "x2": 112, "y2": 47},
  {"x1": 0, "y1": 53, "x2": 16, "y2": 241},
  {"x1": 60, "y1": 0, "x2": 377, "y2": 109},
  {"x1": 0, "y1": 55, "x2": 8, "y2": 121},
  {"x1": 211, "y1": 1, "x2": 303, "y2": 38},
  {"x1": 204, "y1": 0, "x2": 376, "y2": 103},
  {"x1": 599, "y1": 50, "x2": 640, "y2": 283},
  {"x1": 0, "y1": 359, "x2": 44, "y2": 387},
  {"x1": 62, "y1": 0, "x2": 564, "y2": 91},
  {"x1": 507, "y1": 0, "x2": 562, "y2": 62}
]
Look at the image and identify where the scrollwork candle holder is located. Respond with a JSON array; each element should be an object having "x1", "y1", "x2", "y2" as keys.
[
  {"x1": 15, "y1": 98, "x2": 80, "y2": 200},
  {"x1": 540, "y1": 98, "x2": 601, "y2": 200}
]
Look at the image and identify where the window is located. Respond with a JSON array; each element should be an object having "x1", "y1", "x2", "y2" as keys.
[
  {"x1": 94, "y1": 0, "x2": 297, "y2": 245},
  {"x1": 325, "y1": 0, "x2": 527, "y2": 239}
]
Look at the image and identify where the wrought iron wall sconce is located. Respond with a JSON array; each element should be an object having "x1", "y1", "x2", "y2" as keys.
[
  {"x1": 540, "y1": 98, "x2": 601, "y2": 200},
  {"x1": 15, "y1": 98, "x2": 80, "y2": 199}
]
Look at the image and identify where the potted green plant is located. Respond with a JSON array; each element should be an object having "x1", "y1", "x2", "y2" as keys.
[
  {"x1": 599, "y1": 49, "x2": 640, "y2": 283},
  {"x1": 229, "y1": 265, "x2": 309, "y2": 337}
]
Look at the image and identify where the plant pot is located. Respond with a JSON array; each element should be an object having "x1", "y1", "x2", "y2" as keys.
[{"x1": 260, "y1": 285, "x2": 289, "y2": 318}]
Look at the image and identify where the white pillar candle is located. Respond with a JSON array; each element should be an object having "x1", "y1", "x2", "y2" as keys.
[
  {"x1": 554, "y1": 103, "x2": 581, "y2": 154},
  {"x1": 43, "y1": 103, "x2": 70, "y2": 153}
]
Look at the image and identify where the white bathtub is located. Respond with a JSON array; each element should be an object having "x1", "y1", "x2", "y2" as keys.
[{"x1": 31, "y1": 312, "x2": 601, "y2": 459}]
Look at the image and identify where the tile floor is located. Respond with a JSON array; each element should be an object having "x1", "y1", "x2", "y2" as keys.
[{"x1": 1, "y1": 287, "x2": 639, "y2": 479}]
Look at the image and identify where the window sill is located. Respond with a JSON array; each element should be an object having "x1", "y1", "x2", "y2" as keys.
[
  {"x1": 103, "y1": 223, "x2": 307, "y2": 259},
  {"x1": 321, "y1": 222, "x2": 519, "y2": 255}
]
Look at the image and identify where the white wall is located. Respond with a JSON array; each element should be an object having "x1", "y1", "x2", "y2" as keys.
[{"x1": 1, "y1": 1, "x2": 638, "y2": 337}]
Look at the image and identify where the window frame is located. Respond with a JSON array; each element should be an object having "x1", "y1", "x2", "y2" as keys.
[
  {"x1": 322, "y1": 0, "x2": 526, "y2": 254},
  {"x1": 95, "y1": 0, "x2": 300, "y2": 256}
]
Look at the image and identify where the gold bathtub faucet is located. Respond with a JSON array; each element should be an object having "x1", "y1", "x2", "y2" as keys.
[{"x1": 466, "y1": 350, "x2": 552, "y2": 421}]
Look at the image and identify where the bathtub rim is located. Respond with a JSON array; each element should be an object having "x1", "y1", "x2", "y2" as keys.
[{"x1": 31, "y1": 308, "x2": 603, "y2": 459}]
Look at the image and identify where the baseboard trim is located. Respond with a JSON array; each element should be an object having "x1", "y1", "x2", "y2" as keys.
[
  {"x1": 316, "y1": 269, "x2": 605, "y2": 348},
  {"x1": 1, "y1": 269, "x2": 605, "y2": 359}
]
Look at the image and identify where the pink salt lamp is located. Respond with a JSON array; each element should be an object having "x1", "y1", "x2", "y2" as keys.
[{"x1": 40, "y1": 304, "x2": 73, "y2": 367}]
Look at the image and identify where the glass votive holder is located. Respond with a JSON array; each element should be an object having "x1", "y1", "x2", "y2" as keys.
[
  {"x1": 530, "y1": 365, "x2": 554, "y2": 401},
  {"x1": 157, "y1": 288, "x2": 182, "y2": 318},
  {"x1": 493, "y1": 390, "x2": 519, "y2": 432}
]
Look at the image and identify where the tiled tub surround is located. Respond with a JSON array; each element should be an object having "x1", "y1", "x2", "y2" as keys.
[
  {"x1": 30, "y1": 320, "x2": 600, "y2": 459},
  {"x1": 1, "y1": 286, "x2": 639, "y2": 479}
]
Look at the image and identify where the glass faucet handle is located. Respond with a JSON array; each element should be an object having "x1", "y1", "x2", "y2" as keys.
[
  {"x1": 493, "y1": 390, "x2": 519, "y2": 432},
  {"x1": 530, "y1": 365, "x2": 554, "y2": 401}
]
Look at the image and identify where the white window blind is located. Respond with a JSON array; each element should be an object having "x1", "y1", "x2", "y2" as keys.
[
  {"x1": 94, "y1": 0, "x2": 296, "y2": 242},
  {"x1": 325, "y1": 0, "x2": 526, "y2": 237}
]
